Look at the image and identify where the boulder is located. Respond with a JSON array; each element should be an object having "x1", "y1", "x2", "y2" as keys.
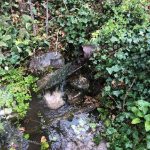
[
  {"x1": 37, "y1": 62, "x2": 83, "y2": 90},
  {"x1": 43, "y1": 90, "x2": 65, "y2": 110},
  {"x1": 82, "y1": 45, "x2": 96, "y2": 58},
  {"x1": 29, "y1": 52, "x2": 65, "y2": 73},
  {"x1": 47, "y1": 113, "x2": 107, "y2": 150}
]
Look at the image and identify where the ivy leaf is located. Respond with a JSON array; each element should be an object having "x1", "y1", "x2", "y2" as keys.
[
  {"x1": 22, "y1": 14, "x2": 32, "y2": 22},
  {"x1": 0, "y1": 41, "x2": 8, "y2": 47},
  {"x1": 2, "y1": 35, "x2": 11, "y2": 41},
  {"x1": 113, "y1": 90, "x2": 120, "y2": 97},
  {"x1": 144, "y1": 114, "x2": 150, "y2": 122},
  {"x1": 131, "y1": 118, "x2": 141, "y2": 124},
  {"x1": 106, "y1": 65, "x2": 121, "y2": 75},
  {"x1": 104, "y1": 86, "x2": 111, "y2": 92},
  {"x1": 147, "y1": 135, "x2": 150, "y2": 149},
  {"x1": 137, "y1": 100, "x2": 150, "y2": 114},
  {"x1": 131, "y1": 107, "x2": 144, "y2": 117},
  {"x1": 145, "y1": 121, "x2": 150, "y2": 132},
  {"x1": 0, "y1": 123, "x2": 4, "y2": 132},
  {"x1": 110, "y1": 36, "x2": 118, "y2": 43},
  {"x1": 115, "y1": 51, "x2": 126, "y2": 60}
]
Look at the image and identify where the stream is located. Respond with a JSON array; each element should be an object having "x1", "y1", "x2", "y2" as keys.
[
  {"x1": 21, "y1": 72, "x2": 107, "y2": 150},
  {"x1": 0, "y1": 52, "x2": 107, "y2": 150}
]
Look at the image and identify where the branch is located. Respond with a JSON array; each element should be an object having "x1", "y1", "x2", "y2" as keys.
[
  {"x1": 28, "y1": 0, "x2": 37, "y2": 36},
  {"x1": 122, "y1": 78, "x2": 137, "y2": 110},
  {"x1": 55, "y1": 30, "x2": 60, "y2": 55},
  {"x1": 45, "y1": 0, "x2": 49, "y2": 35}
]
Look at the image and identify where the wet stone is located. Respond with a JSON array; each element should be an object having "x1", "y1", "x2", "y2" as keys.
[
  {"x1": 0, "y1": 121, "x2": 29, "y2": 150},
  {"x1": 65, "y1": 89, "x2": 83, "y2": 105},
  {"x1": 37, "y1": 62, "x2": 83, "y2": 90},
  {"x1": 69, "y1": 75, "x2": 90, "y2": 91},
  {"x1": 47, "y1": 113, "x2": 107, "y2": 150}
]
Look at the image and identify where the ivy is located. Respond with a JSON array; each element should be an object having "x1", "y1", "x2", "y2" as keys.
[{"x1": 90, "y1": 0, "x2": 150, "y2": 149}]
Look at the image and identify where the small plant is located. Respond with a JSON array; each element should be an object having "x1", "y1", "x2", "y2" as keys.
[
  {"x1": 0, "y1": 68, "x2": 38, "y2": 118},
  {"x1": 40, "y1": 136, "x2": 49, "y2": 150}
]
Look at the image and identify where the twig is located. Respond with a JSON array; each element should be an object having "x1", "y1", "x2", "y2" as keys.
[
  {"x1": 55, "y1": 30, "x2": 60, "y2": 55},
  {"x1": 28, "y1": 0, "x2": 37, "y2": 36},
  {"x1": 63, "y1": 0, "x2": 68, "y2": 11},
  {"x1": 45, "y1": 0, "x2": 49, "y2": 35},
  {"x1": 122, "y1": 78, "x2": 136, "y2": 110},
  {"x1": 10, "y1": 0, "x2": 13, "y2": 13},
  {"x1": 109, "y1": 95, "x2": 121, "y2": 109}
]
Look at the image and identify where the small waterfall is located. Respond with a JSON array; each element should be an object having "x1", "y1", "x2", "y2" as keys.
[{"x1": 60, "y1": 80, "x2": 66, "y2": 93}]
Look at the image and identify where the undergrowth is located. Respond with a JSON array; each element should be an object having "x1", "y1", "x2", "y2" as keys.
[{"x1": 90, "y1": 0, "x2": 150, "y2": 149}]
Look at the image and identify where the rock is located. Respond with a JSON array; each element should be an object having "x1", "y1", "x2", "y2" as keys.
[
  {"x1": 47, "y1": 113, "x2": 107, "y2": 150},
  {"x1": 37, "y1": 62, "x2": 83, "y2": 90},
  {"x1": 0, "y1": 88, "x2": 17, "y2": 119},
  {"x1": 82, "y1": 45, "x2": 96, "y2": 58},
  {"x1": 0, "y1": 121, "x2": 29, "y2": 149},
  {"x1": 69, "y1": 75, "x2": 90, "y2": 91},
  {"x1": 29, "y1": 52, "x2": 65, "y2": 73},
  {"x1": 0, "y1": 108, "x2": 18, "y2": 120},
  {"x1": 65, "y1": 89, "x2": 83, "y2": 106},
  {"x1": 0, "y1": 108, "x2": 12, "y2": 116},
  {"x1": 44, "y1": 90, "x2": 65, "y2": 109}
]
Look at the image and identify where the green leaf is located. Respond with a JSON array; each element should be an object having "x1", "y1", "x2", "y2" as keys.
[
  {"x1": 131, "y1": 107, "x2": 144, "y2": 117},
  {"x1": 0, "y1": 41, "x2": 8, "y2": 47},
  {"x1": 144, "y1": 114, "x2": 150, "y2": 121},
  {"x1": 104, "y1": 119, "x2": 111, "y2": 127},
  {"x1": 113, "y1": 90, "x2": 120, "y2": 97},
  {"x1": 2, "y1": 35, "x2": 11, "y2": 41},
  {"x1": 147, "y1": 135, "x2": 150, "y2": 149},
  {"x1": 137, "y1": 100, "x2": 150, "y2": 107},
  {"x1": 115, "y1": 51, "x2": 126, "y2": 60},
  {"x1": 145, "y1": 121, "x2": 150, "y2": 132},
  {"x1": 106, "y1": 65, "x2": 121, "y2": 75},
  {"x1": 104, "y1": 86, "x2": 111, "y2": 92},
  {"x1": 106, "y1": 67, "x2": 113, "y2": 75},
  {"x1": 89, "y1": 123, "x2": 97, "y2": 129},
  {"x1": 24, "y1": 133, "x2": 30, "y2": 140},
  {"x1": 22, "y1": 14, "x2": 32, "y2": 22},
  {"x1": 0, "y1": 123, "x2": 4, "y2": 132},
  {"x1": 131, "y1": 118, "x2": 141, "y2": 124},
  {"x1": 137, "y1": 100, "x2": 150, "y2": 114},
  {"x1": 110, "y1": 36, "x2": 118, "y2": 43}
]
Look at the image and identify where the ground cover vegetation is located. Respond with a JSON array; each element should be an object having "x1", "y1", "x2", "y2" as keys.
[
  {"x1": 0, "y1": 0, "x2": 149, "y2": 149},
  {"x1": 90, "y1": 0, "x2": 150, "y2": 149}
]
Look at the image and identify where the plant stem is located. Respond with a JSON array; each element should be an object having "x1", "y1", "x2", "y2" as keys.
[
  {"x1": 45, "y1": 0, "x2": 49, "y2": 35},
  {"x1": 122, "y1": 78, "x2": 136, "y2": 110}
]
